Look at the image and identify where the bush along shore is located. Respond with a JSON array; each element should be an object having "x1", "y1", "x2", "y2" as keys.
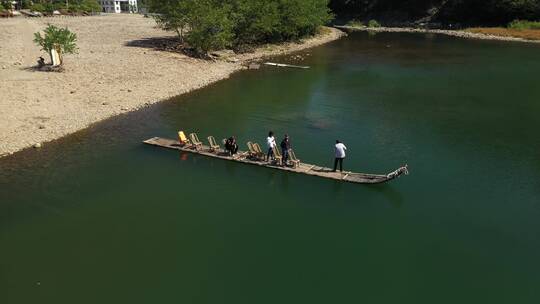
[{"x1": 146, "y1": 0, "x2": 334, "y2": 56}]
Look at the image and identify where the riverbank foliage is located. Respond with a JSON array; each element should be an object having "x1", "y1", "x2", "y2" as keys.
[
  {"x1": 508, "y1": 20, "x2": 540, "y2": 29},
  {"x1": 147, "y1": 0, "x2": 333, "y2": 55},
  {"x1": 330, "y1": 0, "x2": 540, "y2": 26},
  {"x1": 30, "y1": 0, "x2": 101, "y2": 14}
]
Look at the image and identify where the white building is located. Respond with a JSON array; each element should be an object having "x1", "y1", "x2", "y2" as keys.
[{"x1": 99, "y1": 0, "x2": 138, "y2": 14}]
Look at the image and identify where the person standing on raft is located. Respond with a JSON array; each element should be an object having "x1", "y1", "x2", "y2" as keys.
[
  {"x1": 280, "y1": 134, "x2": 291, "y2": 166},
  {"x1": 266, "y1": 131, "x2": 276, "y2": 162},
  {"x1": 333, "y1": 140, "x2": 347, "y2": 172}
]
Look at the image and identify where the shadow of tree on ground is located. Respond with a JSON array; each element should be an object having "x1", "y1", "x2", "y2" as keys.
[{"x1": 125, "y1": 36, "x2": 192, "y2": 55}]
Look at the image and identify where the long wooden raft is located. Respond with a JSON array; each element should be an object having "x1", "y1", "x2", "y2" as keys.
[{"x1": 143, "y1": 137, "x2": 408, "y2": 184}]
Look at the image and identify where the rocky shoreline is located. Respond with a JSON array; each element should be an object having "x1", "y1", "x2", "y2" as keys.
[
  {"x1": 335, "y1": 25, "x2": 540, "y2": 44},
  {"x1": 0, "y1": 15, "x2": 345, "y2": 158}
]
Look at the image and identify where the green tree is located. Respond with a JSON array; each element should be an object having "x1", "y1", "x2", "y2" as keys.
[
  {"x1": 147, "y1": 0, "x2": 332, "y2": 55},
  {"x1": 148, "y1": 0, "x2": 192, "y2": 41},
  {"x1": 78, "y1": 0, "x2": 101, "y2": 13},
  {"x1": 34, "y1": 24, "x2": 78, "y2": 66},
  {"x1": 276, "y1": 0, "x2": 333, "y2": 40},
  {"x1": 0, "y1": 0, "x2": 11, "y2": 11},
  {"x1": 230, "y1": 0, "x2": 280, "y2": 46},
  {"x1": 185, "y1": 0, "x2": 235, "y2": 54}
]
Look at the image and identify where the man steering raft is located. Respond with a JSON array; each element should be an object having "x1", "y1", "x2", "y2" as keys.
[{"x1": 333, "y1": 140, "x2": 347, "y2": 172}]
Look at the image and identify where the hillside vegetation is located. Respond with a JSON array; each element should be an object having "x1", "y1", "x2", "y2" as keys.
[{"x1": 330, "y1": 0, "x2": 540, "y2": 26}]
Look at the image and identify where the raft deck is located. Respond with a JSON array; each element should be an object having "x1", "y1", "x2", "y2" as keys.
[{"x1": 143, "y1": 137, "x2": 407, "y2": 184}]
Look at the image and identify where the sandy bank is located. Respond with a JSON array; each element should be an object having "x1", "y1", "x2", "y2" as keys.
[
  {"x1": 335, "y1": 25, "x2": 540, "y2": 44},
  {"x1": 0, "y1": 15, "x2": 345, "y2": 157}
]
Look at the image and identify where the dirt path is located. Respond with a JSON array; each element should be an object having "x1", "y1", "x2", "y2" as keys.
[{"x1": 0, "y1": 15, "x2": 345, "y2": 157}]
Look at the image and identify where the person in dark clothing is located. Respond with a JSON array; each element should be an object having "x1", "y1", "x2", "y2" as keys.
[
  {"x1": 37, "y1": 56, "x2": 45, "y2": 68},
  {"x1": 225, "y1": 136, "x2": 239, "y2": 156},
  {"x1": 280, "y1": 134, "x2": 291, "y2": 166}
]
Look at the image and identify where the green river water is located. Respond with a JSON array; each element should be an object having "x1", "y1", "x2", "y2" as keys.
[{"x1": 1, "y1": 31, "x2": 540, "y2": 303}]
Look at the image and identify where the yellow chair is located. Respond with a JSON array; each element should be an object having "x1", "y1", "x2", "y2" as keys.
[
  {"x1": 248, "y1": 142, "x2": 265, "y2": 160},
  {"x1": 207, "y1": 136, "x2": 220, "y2": 153},
  {"x1": 189, "y1": 133, "x2": 203, "y2": 150},
  {"x1": 246, "y1": 142, "x2": 257, "y2": 159},
  {"x1": 178, "y1": 131, "x2": 191, "y2": 146},
  {"x1": 252, "y1": 143, "x2": 265, "y2": 160},
  {"x1": 271, "y1": 145, "x2": 282, "y2": 165},
  {"x1": 288, "y1": 149, "x2": 301, "y2": 168}
]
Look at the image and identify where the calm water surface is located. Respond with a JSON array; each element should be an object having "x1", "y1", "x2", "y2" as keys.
[{"x1": 1, "y1": 32, "x2": 540, "y2": 303}]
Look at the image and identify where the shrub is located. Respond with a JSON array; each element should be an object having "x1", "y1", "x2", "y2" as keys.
[
  {"x1": 0, "y1": 0, "x2": 10, "y2": 11},
  {"x1": 508, "y1": 19, "x2": 540, "y2": 30},
  {"x1": 275, "y1": 0, "x2": 334, "y2": 41},
  {"x1": 346, "y1": 19, "x2": 364, "y2": 27},
  {"x1": 78, "y1": 0, "x2": 101, "y2": 13},
  {"x1": 34, "y1": 24, "x2": 78, "y2": 65},
  {"x1": 147, "y1": 0, "x2": 333, "y2": 55},
  {"x1": 30, "y1": 3, "x2": 46, "y2": 12},
  {"x1": 367, "y1": 19, "x2": 381, "y2": 27},
  {"x1": 21, "y1": 0, "x2": 32, "y2": 9}
]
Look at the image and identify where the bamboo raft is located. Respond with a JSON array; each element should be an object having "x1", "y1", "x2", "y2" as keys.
[{"x1": 144, "y1": 137, "x2": 408, "y2": 184}]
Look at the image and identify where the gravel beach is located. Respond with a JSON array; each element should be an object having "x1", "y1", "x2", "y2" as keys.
[{"x1": 0, "y1": 14, "x2": 345, "y2": 157}]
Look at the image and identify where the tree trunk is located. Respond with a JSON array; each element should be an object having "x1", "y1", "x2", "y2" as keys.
[{"x1": 48, "y1": 50, "x2": 54, "y2": 66}]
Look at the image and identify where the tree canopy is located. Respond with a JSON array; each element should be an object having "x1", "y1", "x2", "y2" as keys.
[{"x1": 147, "y1": 0, "x2": 333, "y2": 55}]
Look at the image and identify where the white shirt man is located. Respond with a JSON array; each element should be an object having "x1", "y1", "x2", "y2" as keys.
[
  {"x1": 333, "y1": 140, "x2": 347, "y2": 172},
  {"x1": 266, "y1": 135, "x2": 276, "y2": 149},
  {"x1": 266, "y1": 132, "x2": 276, "y2": 161}
]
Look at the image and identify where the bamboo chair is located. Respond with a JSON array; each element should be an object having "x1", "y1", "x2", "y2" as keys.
[
  {"x1": 246, "y1": 141, "x2": 256, "y2": 158},
  {"x1": 288, "y1": 149, "x2": 301, "y2": 169},
  {"x1": 271, "y1": 145, "x2": 282, "y2": 165},
  {"x1": 207, "y1": 136, "x2": 220, "y2": 153},
  {"x1": 189, "y1": 133, "x2": 203, "y2": 150},
  {"x1": 252, "y1": 143, "x2": 265, "y2": 160},
  {"x1": 178, "y1": 131, "x2": 191, "y2": 146},
  {"x1": 247, "y1": 142, "x2": 264, "y2": 160}
]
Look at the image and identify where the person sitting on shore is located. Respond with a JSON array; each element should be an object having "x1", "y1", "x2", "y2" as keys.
[
  {"x1": 37, "y1": 56, "x2": 45, "y2": 68},
  {"x1": 266, "y1": 131, "x2": 276, "y2": 162},
  {"x1": 225, "y1": 136, "x2": 239, "y2": 156},
  {"x1": 333, "y1": 140, "x2": 347, "y2": 172},
  {"x1": 280, "y1": 134, "x2": 291, "y2": 166}
]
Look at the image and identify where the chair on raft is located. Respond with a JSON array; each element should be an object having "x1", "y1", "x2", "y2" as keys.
[
  {"x1": 178, "y1": 131, "x2": 191, "y2": 147},
  {"x1": 207, "y1": 136, "x2": 220, "y2": 153},
  {"x1": 252, "y1": 143, "x2": 265, "y2": 160},
  {"x1": 271, "y1": 145, "x2": 283, "y2": 165},
  {"x1": 288, "y1": 149, "x2": 301, "y2": 169},
  {"x1": 247, "y1": 142, "x2": 263, "y2": 160},
  {"x1": 189, "y1": 133, "x2": 203, "y2": 150},
  {"x1": 246, "y1": 142, "x2": 256, "y2": 158}
]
